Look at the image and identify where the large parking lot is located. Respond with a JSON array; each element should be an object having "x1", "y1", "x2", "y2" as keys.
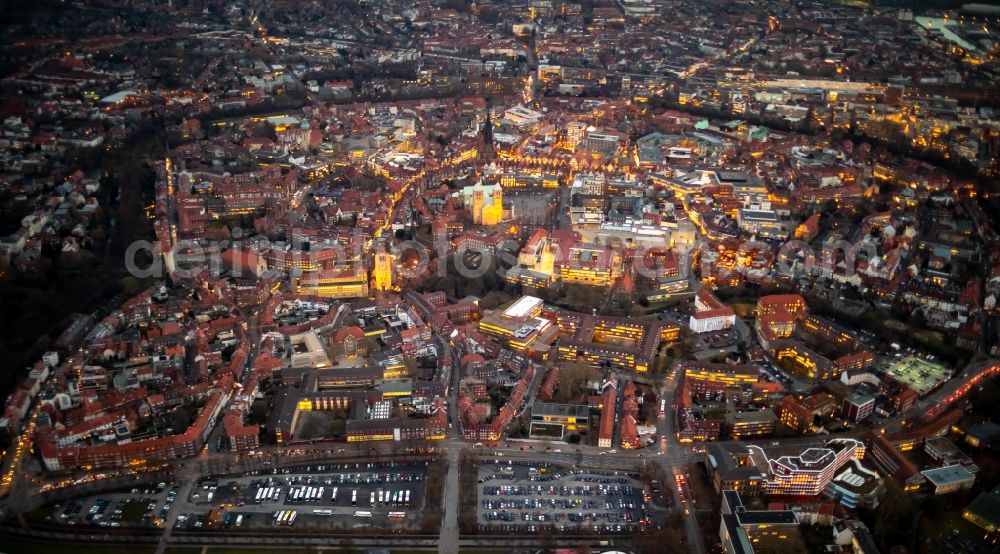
[
  {"x1": 475, "y1": 463, "x2": 648, "y2": 534},
  {"x1": 177, "y1": 461, "x2": 428, "y2": 531},
  {"x1": 51, "y1": 482, "x2": 178, "y2": 528}
]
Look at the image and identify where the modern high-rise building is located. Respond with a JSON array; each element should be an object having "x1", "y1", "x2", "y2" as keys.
[
  {"x1": 708, "y1": 438, "x2": 872, "y2": 502},
  {"x1": 752, "y1": 438, "x2": 867, "y2": 496}
]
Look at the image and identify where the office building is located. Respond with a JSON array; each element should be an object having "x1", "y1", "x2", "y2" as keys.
[
  {"x1": 963, "y1": 484, "x2": 1000, "y2": 535},
  {"x1": 479, "y1": 295, "x2": 559, "y2": 357},
  {"x1": 720, "y1": 490, "x2": 800, "y2": 554},
  {"x1": 681, "y1": 361, "x2": 760, "y2": 394},
  {"x1": 921, "y1": 464, "x2": 975, "y2": 495},
  {"x1": 842, "y1": 393, "x2": 875, "y2": 423},
  {"x1": 725, "y1": 410, "x2": 777, "y2": 439},
  {"x1": 529, "y1": 403, "x2": 590, "y2": 439},
  {"x1": 751, "y1": 438, "x2": 867, "y2": 496},
  {"x1": 689, "y1": 289, "x2": 736, "y2": 333}
]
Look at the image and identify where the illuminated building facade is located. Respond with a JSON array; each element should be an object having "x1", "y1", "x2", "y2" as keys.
[
  {"x1": 372, "y1": 248, "x2": 394, "y2": 292},
  {"x1": 725, "y1": 410, "x2": 777, "y2": 439},
  {"x1": 774, "y1": 340, "x2": 837, "y2": 380},
  {"x1": 268, "y1": 368, "x2": 435, "y2": 445},
  {"x1": 689, "y1": 289, "x2": 736, "y2": 333},
  {"x1": 288, "y1": 331, "x2": 331, "y2": 369},
  {"x1": 461, "y1": 181, "x2": 505, "y2": 226},
  {"x1": 753, "y1": 438, "x2": 866, "y2": 496},
  {"x1": 777, "y1": 395, "x2": 814, "y2": 433},
  {"x1": 921, "y1": 464, "x2": 975, "y2": 495},
  {"x1": 962, "y1": 484, "x2": 1000, "y2": 535},
  {"x1": 558, "y1": 243, "x2": 622, "y2": 287},
  {"x1": 720, "y1": 491, "x2": 799, "y2": 554},
  {"x1": 756, "y1": 294, "x2": 808, "y2": 318},
  {"x1": 346, "y1": 416, "x2": 447, "y2": 442},
  {"x1": 681, "y1": 361, "x2": 760, "y2": 394},
  {"x1": 265, "y1": 247, "x2": 343, "y2": 272},
  {"x1": 529, "y1": 403, "x2": 590, "y2": 438},
  {"x1": 555, "y1": 312, "x2": 679, "y2": 373},
  {"x1": 705, "y1": 442, "x2": 766, "y2": 496},
  {"x1": 472, "y1": 187, "x2": 504, "y2": 225},
  {"x1": 478, "y1": 296, "x2": 558, "y2": 358},
  {"x1": 842, "y1": 393, "x2": 875, "y2": 423},
  {"x1": 297, "y1": 265, "x2": 370, "y2": 299},
  {"x1": 38, "y1": 386, "x2": 230, "y2": 471}
]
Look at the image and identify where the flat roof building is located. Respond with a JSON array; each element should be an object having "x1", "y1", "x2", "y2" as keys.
[
  {"x1": 751, "y1": 438, "x2": 867, "y2": 497},
  {"x1": 720, "y1": 490, "x2": 799, "y2": 554},
  {"x1": 886, "y1": 356, "x2": 951, "y2": 397},
  {"x1": 963, "y1": 484, "x2": 1000, "y2": 534},
  {"x1": 725, "y1": 410, "x2": 777, "y2": 440},
  {"x1": 921, "y1": 464, "x2": 975, "y2": 495},
  {"x1": 529, "y1": 402, "x2": 590, "y2": 438}
]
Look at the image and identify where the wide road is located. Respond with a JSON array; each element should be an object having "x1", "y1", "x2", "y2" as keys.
[
  {"x1": 154, "y1": 461, "x2": 199, "y2": 554},
  {"x1": 438, "y1": 444, "x2": 461, "y2": 554},
  {"x1": 655, "y1": 361, "x2": 706, "y2": 554}
]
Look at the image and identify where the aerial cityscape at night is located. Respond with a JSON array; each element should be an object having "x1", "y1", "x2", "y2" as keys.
[{"x1": 1, "y1": 0, "x2": 1000, "y2": 553}]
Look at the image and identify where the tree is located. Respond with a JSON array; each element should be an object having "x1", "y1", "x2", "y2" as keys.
[
  {"x1": 872, "y1": 479, "x2": 916, "y2": 550},
  {"x1": 553, "y1": 363, "x2": 596, "y2": 404},
  {"x1": 633, "y1": 526, "x2": 688, "y2": 553}
]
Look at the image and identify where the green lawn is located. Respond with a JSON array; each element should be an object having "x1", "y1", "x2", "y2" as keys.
[
  {"x1": 0, "y1": 537, "x2": 154, "y2": 554},
  {"x1": 121, "y1": 500, "x2": 150, "y2": 522},
  {"x1": 203, "y1": 549, "x2": 328, "y2": 554},
  {"x1": 21, "y1": 506, "x2": 51, "y2": 525},
  {"x1": 0, "y1": 539, "x2": 512, "y2": 554}
]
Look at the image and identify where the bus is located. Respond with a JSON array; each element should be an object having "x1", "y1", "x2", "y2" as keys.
[
  {"x1": 391, "y1": 491, "x2": 398, "y2": 505},
  {"x1": 370, "y1": 491, "x2": 375, "y2": 505},
  {"x1": 313, "y1": 509, "x2": 333, "y2": 516},
  {"x1": 317, "y1": 486, "x2": 324, "y2": 501},
  {"x1": 659, "y1": 399, "x2": 667, "y2": 417},
  {"x1": 378, "y1": 490, "x2": 384, "y2": 504},
  {"x1": 351, "y1": 490, "x2": 357, "y2": 506},
  {"x1": 354, "y1": 511, "x2": 372, "y2": 518},
  {"x1": 255, "y1": 488, "x2": 264, "y2": 502},
  {"x1": 287, "y1": 511, "x2": 297, "y2": 526},
  {"x1": 405, "y1": 490, "x2": 410, "y2": 507},
  {"x1": 235, "y1": 514, "x2": 244, "y2": 527},
  {"x1": 388, "y1": 511, "x2": 406, "y2": 519},
  {"x1": 332, "y1": 487, "x2": 338, "y2": 502}
]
